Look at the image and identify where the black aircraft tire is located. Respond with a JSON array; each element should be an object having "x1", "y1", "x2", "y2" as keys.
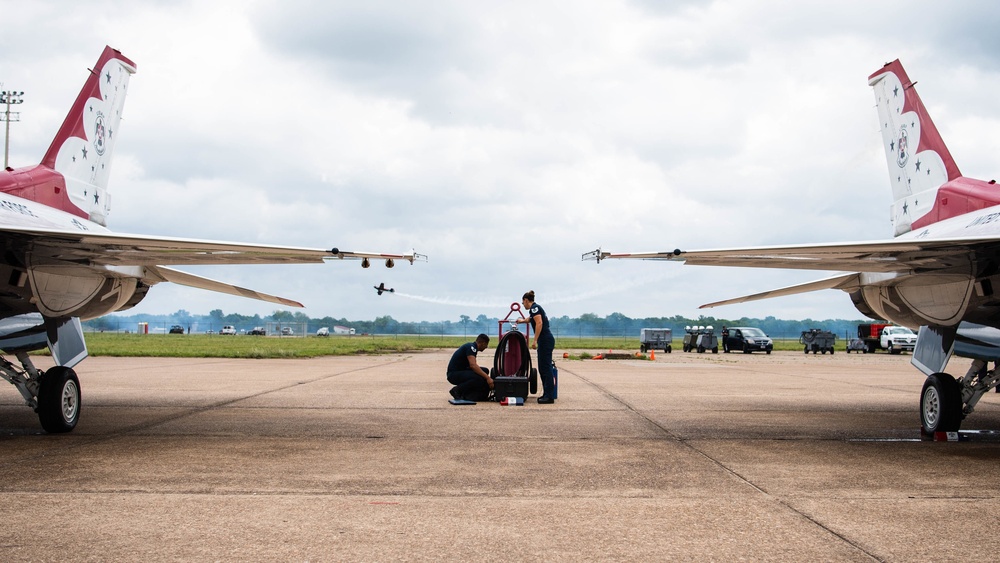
[
  {"x1": 37, "y1": 366, "x2": 81, "y2": 434},
  {"x1": 529, "y1": 368, "x2": 538, "y2": 395},
  {"x1": 921, "y1": 373, "x2": 963, "y2": 433}
]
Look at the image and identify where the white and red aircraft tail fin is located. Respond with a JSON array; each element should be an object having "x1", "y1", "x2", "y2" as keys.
[
  {"x1": 867, "y1": 60, "x2": 993, "y2": 236},
  {"x1": 40, "y1": 46, "x2": 136, "y2": 227}
]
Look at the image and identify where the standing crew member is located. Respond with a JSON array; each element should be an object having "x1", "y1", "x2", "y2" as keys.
[
  {"x1": 722, "y1": 326, "x2": 730, "y2": 353},
  {"x1": 447, "y1": 333, "x2": 492, "y2": 402},
  {"x1": 515, "y1": 290, "x2": 556, "y2": 404}
]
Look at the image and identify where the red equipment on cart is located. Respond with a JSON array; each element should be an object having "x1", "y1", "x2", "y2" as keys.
[{"x1": 492, "y1": 303, "x2": 538, "y2": 399}]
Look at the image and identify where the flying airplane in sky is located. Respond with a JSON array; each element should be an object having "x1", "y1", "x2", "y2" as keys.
[
  {"x1": 585, "y1": 59, "x2": 1000, "y2": 435},
  {"x1": 0, "y1": 46, "x2": 425, "y2": 433},
  {"x1": 374, "y1": 283, "x2": 394, "y2": 295}
]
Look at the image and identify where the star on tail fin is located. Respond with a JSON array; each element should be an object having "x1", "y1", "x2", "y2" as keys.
[
  {"x1": 869, "y1": 60, "x2": 961, "y2": 236},
  {"x1": 41, "y1": 46, "x2": 136, "y2": 226}
]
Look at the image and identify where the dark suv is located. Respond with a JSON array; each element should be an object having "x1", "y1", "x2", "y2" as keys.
[
  {"x1": 724, "y1": 327, "x2": 773, "y2": 354},
  {"x1": 169, "y1": 325, "x2": 185, "y2": 334}
]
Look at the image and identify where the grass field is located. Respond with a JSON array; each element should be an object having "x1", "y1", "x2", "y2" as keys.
[{"x1": 76, "y1": 333, "x2": 814, "y2": 358}]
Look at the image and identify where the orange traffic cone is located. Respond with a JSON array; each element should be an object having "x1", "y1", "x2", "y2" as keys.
[{"x1": 651, "y1": 349, "x2": 656, "y2": 361}]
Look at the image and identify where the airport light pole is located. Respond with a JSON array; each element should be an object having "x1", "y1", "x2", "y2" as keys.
[{"x1": 1, "y1": 90, "x2": 24, "y2": 169}]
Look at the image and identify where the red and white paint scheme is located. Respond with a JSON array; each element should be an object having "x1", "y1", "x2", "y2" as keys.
[
  {"x1": 585, "y1": 60, "x2": 1000, "y2": 435},
  {"x1": 870, "y1": 61, "x2": 1000, "y2": 236},
  {"x1": 0, "y1": 47, "x2": 135, "y2": 226},
  {"x1": 0, "y1": 47, "x2": 425, "y2": 433}
]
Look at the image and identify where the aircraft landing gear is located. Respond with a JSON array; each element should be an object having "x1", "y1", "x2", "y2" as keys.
[
  {"x1": 921, "y1": 359, "x2": 1000, "y2": 434},
  {"x1": 0, "y1": 352, "x2": 80, "y2": 433},
  {"x1": 37, "y1": 366, "x2": 80, "y2": 433},
  {"x1": 921, "y1": 373, "x2": 962, "y2": 433}
]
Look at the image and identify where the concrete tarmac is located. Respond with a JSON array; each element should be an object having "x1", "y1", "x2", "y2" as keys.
[{"x1": 1, "y1": 350, "x2": 1000, "y2": 561}]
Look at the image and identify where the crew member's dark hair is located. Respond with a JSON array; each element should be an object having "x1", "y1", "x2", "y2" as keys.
[
  {"x1": 476, "y1": 333, "x2": 490, "y2": 344},
  {"x1": 522, "y1": 290, "x2": 535, "y2": 301}
]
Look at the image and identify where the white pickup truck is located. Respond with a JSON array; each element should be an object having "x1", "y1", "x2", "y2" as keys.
[
  {"x1": 879, "y1": 325, "x2": 917, "y2": 354},
  {"x1": 848, "y1": 323, "x2": 918, "y2": 354}
]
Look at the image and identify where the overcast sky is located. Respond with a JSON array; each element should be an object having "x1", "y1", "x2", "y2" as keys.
[{"x1": 4, "y1": 1, "x2": 1000, "y2": 323}]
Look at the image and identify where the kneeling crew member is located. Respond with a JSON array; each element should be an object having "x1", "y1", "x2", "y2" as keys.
[{"x1": 447, "y1": 333, "x2": 492, "y2": 401}]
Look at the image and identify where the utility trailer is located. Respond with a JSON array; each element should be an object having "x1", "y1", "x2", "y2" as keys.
[
  {"x1": 800, "y1": 329, "x2": 836, "y2": 354},
  {"x1": 639, "y1": 328, "x2": 672, "y2": 353}
]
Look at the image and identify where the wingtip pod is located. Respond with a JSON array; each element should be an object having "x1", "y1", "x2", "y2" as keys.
[
  {"x1": 582, "y1": 248, "x2": 683, "y2": 263},
  {"x1": 868, "y1": 59, "x2": 961, "y2": 235},
  {"x1": 404, "y1": 249, "x2": 428, "y2": 264}
]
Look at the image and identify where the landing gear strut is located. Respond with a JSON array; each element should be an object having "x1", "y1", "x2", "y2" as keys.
[{"x1": 0, "y1": 352, "x2": 80, "y2": 433}]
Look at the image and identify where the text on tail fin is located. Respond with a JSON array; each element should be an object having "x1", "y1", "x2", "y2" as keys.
[{"x1": 41, "y1": 46, "x2": 136, "y2": 227}]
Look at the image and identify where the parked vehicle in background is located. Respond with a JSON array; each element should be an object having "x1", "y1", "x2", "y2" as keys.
[
  {"x1": 880, "y1": 326, "x2": 917, "y2": 354},
  {"x1": 316, "y1": 327, "x2": 330, "y2": 337},
  {"x1": 639, "y1": 328, "x2": 671, "y2": 353},
  {"x1": 248, "y1": 327, "x2": 266, "y2": 336},
  {"x1": 280, "y1": 327, "x2": 293, "y2": 336},
  {"x1": 169, "y1": 325, "x2": 184, "y2": 334},
  {"x1": 800, "y1": 329, "x2": 835, "y2": 354},
  {"x1": 220, "y1": 325, "x2": 236, "y2": 335},
  {"x1": 849, "y1": 323, "x2": 916, "y2": 354},
  {"x1": 724, "y1": 327, "x2": 773, "y2": 354},
  {"x1": 682, "y1": 326, "x2": 718, "y2": 354}
]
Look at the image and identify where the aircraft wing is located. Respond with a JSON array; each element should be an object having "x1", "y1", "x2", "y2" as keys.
[
  {"x1": 697, "y1": 273, "x2": 862, "y2": 309},
  {"x1": 3, "y1": 226, "x2": 426, "y2": 308},
  {"x1": 3, "y1": 225, "x2": 425, "y2": 267},
  {"x1": 583, "y1": 235, "x2": 996, "y2": 273},
  {"x1": 146, "y1": 266, "x2": 306, "y2": 307}
]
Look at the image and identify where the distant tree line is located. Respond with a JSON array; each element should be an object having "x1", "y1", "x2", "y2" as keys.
[{"x1": 85, "y1": 309, "x2": 872, "y2": 340}]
